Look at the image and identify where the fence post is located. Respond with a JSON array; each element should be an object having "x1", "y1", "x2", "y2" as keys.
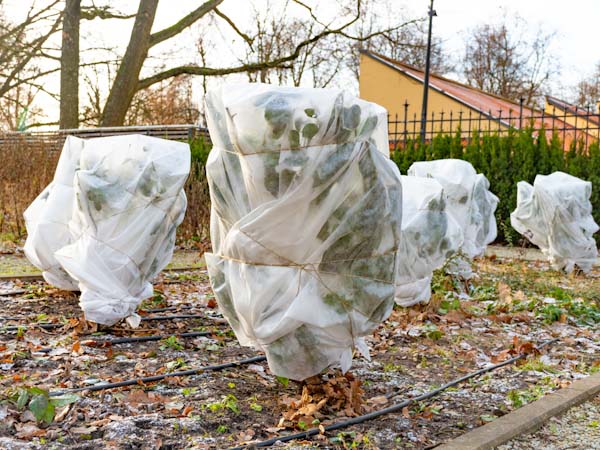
[
  {"x1": 403, "y1": 100, "x2": 409, "y2": 149},
  {"x1": 562, "y1": 105, "x2": 568, "y2": 151},
  {"x1": 430, "y1": 111, "x2": 435, "y2": 143},
  {"x1": 497, "y1": 109, "x2": 503, "y2": 135},
  {"x1": 467, "y1": 110, "x2": 472, "y2": 145},
  {"x1": 449, "y1": 110, "x2": 453, "y2": 134},
  {"x1": 458, "y1": 111, "x2": 463, "y2": 138},
  {"x1": 394, "y1": 113, "x2": 399, "y2": 151},
  {"x1": 519, "y1": 98, "x2": 524, "y2": 129},
  {"x1": 440, "y1": 111, "x2": 445, "y2": 133},
  {"x1": 585, "y1": 106, "x2": 590, "y2": 151},
  {"x1": 412, "y1": 112, "x2": 417, "y2": 142},
  {"x1": 573, "y1": 106, "x2": 579, "y2": 151}
]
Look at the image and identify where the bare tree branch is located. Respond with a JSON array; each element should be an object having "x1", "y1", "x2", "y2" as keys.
[
  {"x1": 148, "y1": 0, "x2": 224, "y2": 48},
  {"x1": 80, "y1": 5, "x2": 136, "y2": 20},
  {"x1": 140, "y1": 2, "x2": 417, "y2": 91},
  {"x1": 213, "y1": 7, "x2": 254, "y2": 48}
]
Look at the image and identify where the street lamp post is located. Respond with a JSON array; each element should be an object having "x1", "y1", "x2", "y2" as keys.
[{"x1": 420, "y1": 0, "x2": 436, "y2": 144}]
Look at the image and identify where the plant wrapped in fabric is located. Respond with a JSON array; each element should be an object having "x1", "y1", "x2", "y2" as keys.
[
  {"x1": 395, "y1": 176, "x2": 462, "y2": 306},
  {"x1": 204, "y1": 84, "x2": 402, "y2": 381},
  {"x1": 511, "y1": 171, "x2": 599, "y2": 273},
  {"x1": 56, "y1": 135, "x2": 190, "y2": 326},
  {"x1": 408, "y1": 159, "x2": 498, "y2": 278},
  {"x1": 24, "y1": 134, "x2": 190, "y2": 326},
  {"x1": 24, "y1": 136, "x2": 84, "y2": 290}
]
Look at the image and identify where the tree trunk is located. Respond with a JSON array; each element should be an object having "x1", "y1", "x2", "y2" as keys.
[
  {"x1": 59, "y1": 0, "x2": 80, "y2": 129},
  {"x1": 100, "y1": 0, "x2": 159, "y2": 126}
]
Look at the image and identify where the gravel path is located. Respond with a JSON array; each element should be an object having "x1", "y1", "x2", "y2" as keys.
[{"x1": 498, "y1": 394, "x2": 600, "y2": 450}]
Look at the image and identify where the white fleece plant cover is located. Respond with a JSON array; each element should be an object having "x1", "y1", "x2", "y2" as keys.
[
  {"x1": 204, "y1": 83, "x2": 403, "y2": 381},
  {"x1": 395, "y1": 176, "x2": 462, "y2": 306},
  {"x1": 408, "y1": 159, "x2": 498, "y2": 276},
  {"x1": 510, "y1": 171, "x2": 599, "y2": 273},
  {"x1": 24, "y1": 136, "x2": 83, "y2": 290},
  {"x1": 24, "y1": 134, "x2": 190, "y2": 326}
]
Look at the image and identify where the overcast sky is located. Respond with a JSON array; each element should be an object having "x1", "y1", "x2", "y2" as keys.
[
  {"x1": 3, "y1": 0, "x2": 600, "y2": 125},
  {"x1": 417, "y1": 0, "x2": 600, "y2": 90}
]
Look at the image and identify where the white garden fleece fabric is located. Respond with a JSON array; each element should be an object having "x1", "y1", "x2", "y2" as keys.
[
  {"x1": 204, "y1": 83, "x2": 403, "y2": 381},
  {"x1": 408, "y1": 159, "x2": 498, "y2": 277},
  {"x1": 511, "y1": 171, "x2": 599, "y2": 273},
  {"x1": 395, "y1": 176, "x2": 462, "y2": 306},
  {"x1": 24, "y1": 134, "x2": 190, "y2": 326}
]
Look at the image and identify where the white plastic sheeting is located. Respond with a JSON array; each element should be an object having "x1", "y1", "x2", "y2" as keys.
[
  {"x1": 395, "y1": 176, "x2": 462, "y2": 306},
  {"x1": 24, "y1": 136, "x2": 83, "y2": 290},
  {"x1": 204, "y1": 83, "x2": 403, "y2": 381},
  {"x1": 408, "y1": 159, "x2": 498, "y2": 276},
  {"x1": 511, "y1": 171, "x2": 599, "y2": 273},
  {"x1": 24, "y1": 135, "x2": 190, "y2": 326}
]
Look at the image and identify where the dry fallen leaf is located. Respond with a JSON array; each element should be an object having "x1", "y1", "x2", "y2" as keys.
[
  {"x1": 366, "y1": 395, "x2": 388, "y2": 407},
  {"x1": 402, "y1": 406, "x2": 410, "y2": 418}
]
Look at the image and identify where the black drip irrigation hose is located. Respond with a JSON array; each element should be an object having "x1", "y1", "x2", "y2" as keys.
[
  {"x1": 228, "y1": 338, "x2": 559, "y2": 450},
  {"x1": 2, "y1": 323, "x2": 62, "y2": 331},
  {"x1": 0, "y1": 289, "x2": 29, "y2": 296},
  {"x1": 141, "y1": 314, "x2": 205, "y2": 321},
  {"x1": 140, "y1": 305, "x2": 193, "y2": 314},
  {"x1": 33, "y1": 330, "x2": 217, "y2": 354},
  {"x1": 85, "y1": 330, "x2": 214, "y2": 346},
  {"x1": 49, "y1": 355, "x2": 267, "y2": 397},
  {"x1": 1, "y1": 313, "x2": 210, "y2": 332}
]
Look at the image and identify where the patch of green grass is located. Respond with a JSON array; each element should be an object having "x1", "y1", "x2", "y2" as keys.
[
  {"x1": 507, "y1": 379, "x2": 557, "y2": 409},
  {"x1": 275, "y1": 376, "x2": 289, "y2": 387},
  {"x1": 4, "y1": 387, "x2": 79, "y2": 424},
  {"x1": 516, "y1": 358, "x2": 559, "y2": 374},
  {"x1": 165, "y1": 358, "x2": 188, "y2": 371},
  {"x1": 383, "y1": 362, "x2": 405, "y2": 373},
  {"x1": 205, "y1": 394, "x2": 240, "y2": 415},
  {"x1": 423, "y1": 323, "x2": 444, "y2": 340},
  {"x1": 438, "y1": 298, "x2": 461, "y2": 315},
  {"x1": 159, "y1": 336, "x2": 184, "y2": 351}
]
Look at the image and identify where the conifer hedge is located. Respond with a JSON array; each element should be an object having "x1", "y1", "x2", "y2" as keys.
[{"x1": 392, "y1": 128, "x2": 600, "y2": 245}]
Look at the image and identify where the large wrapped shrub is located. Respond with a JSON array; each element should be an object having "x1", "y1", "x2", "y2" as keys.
[
  {"x1": 511, "y1": 171, "x2": 599, "y2": 273},
  {"x1": 408, "y1": 159, "x2": 498, "y2": 276},
  {"x1": 24, "y1": 136, "x2": 83, "y2": 290},
  {"x1": 395, "y1": 176, "x2": 462, "y2": 306},
  {"x1": 24, "y1": 135, "x2": 190, "y2": 326},
  {"x1": 204, "y1": 84, "x2": 403, "y2": 381}
]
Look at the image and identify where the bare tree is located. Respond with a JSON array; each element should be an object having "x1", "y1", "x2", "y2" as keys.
[
  {"x1": 125, "y1": 75, "x2": 199, "y2": 125},
  {"x1": 573, "y1": 62, "x2": 600, "y2": 110},
  {"x1": 461, "y1": 17, "x2": 557, "y2": 106},
  {"x1": 59, "y1": 1, "x2": 137, "y2": 129},
  {"x1": 60, "y1": 0, "x2": 80, "y2": 129},
  {"x1": 0, "y1": 1, "x2": 62, "y2": 101}
]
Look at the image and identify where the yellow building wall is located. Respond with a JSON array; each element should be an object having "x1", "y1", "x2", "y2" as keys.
[{"x1": 358, "y1": 53, "x2": 506, "y2": 136}]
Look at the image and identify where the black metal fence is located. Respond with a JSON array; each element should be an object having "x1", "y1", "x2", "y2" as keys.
[
  {"x1": 0, "y1": 124, "x2": 209, "y2": 151},
  {"x1": 3, "y1": 108, "x2": 600, "y2": 153},
  {"x1": 388, "y1": 101, "x2": 600, "y2": 151}
]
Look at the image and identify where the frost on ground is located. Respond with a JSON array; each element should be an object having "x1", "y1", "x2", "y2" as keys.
[{"x1": 0, "y1": 253, "x2": 598, "y2": 449}]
